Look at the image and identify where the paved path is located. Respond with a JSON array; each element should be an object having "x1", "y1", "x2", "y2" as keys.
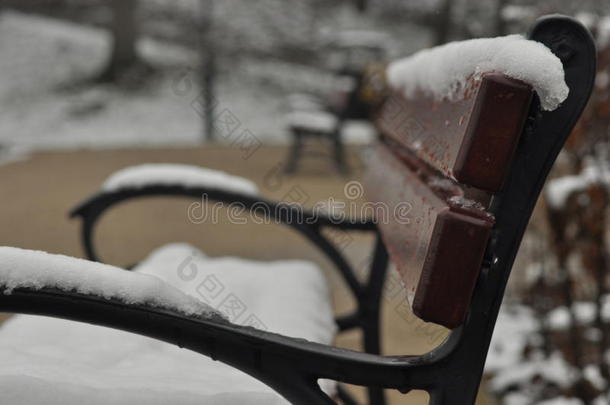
[{"x1": 0, "y1": 145, "x2": 491, "y2": 404}]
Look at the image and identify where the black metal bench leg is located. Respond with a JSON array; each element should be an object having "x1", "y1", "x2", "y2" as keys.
[
  {"x1": 428, "y1": 381, "x2": 481, "y2": 405},
  {"x1": 361, "y1": 314, "x2": 385, "y2": 404},
  {"x1": 284, "y1": 129, "x2": 303, "y2": 174},
  {"x1": 363, "y1": 234, "x2": 389, "y2": 405},
  {"x1": 363, "y1": 297, "x2": 386, "y2": 405}
]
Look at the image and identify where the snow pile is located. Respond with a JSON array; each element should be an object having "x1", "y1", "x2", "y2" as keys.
[
  {"x1": 486, "y1": 304, "x2": 539, "y2": 373},
  {"x1": 546, "y1": 299, "x2": 610, "y2": 331},
  {"x1": 594, "y1": 396, "x2": 610, "y2": 405},
  {"x1": 0, "y1": 246, "x2": 218, "y2": 318},
  {"x1": 102, "y1": 164, "x2": 259, "y2": 196},
  {"x1": 505, "y1": 393, "x2": 585, "y2": 405},
  {"x1": 490, "y1": 352, "x2": 577, "y2": 392},
  {"x1": 448, "y1": 195, "x2": 488, "y2": 212},
  {"x1": 285, "y1": 110, "x2": 338, "y2": 133},
  {"x1": 583, "y1": 365, "x2": 606, "y2": 391},
  {"x1": 137, "y1": 243, "x2": 337, "y2": 344},
  {"x1": 503, "y1": 392, "x2": 532, "y2": 405},
  {"x1": 0, "y1": 243, "x2": 337, "y2": 404},
  {"x1": 284, "y1": 94, "x2": 376, "y2": 142},
  {"x1": 387, "y1": 35, "x2": 568, "y2": 111},
  {"x1": 546, "y1": 162, "x2": 610, "y2": 209},
  {"x1": 341, "y1": 121, "x2": 377, "y2": 144},
  {"x1": 0, "y1": 10, "x2": 291, "y2": 166},
  {"x1": 575, "y1": 12, "x2": 598, "y2": 31}
]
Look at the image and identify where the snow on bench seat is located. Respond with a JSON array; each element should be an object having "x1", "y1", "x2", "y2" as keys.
[
  {"x1": 0, "y1": 243, "x2": 336, "y2": 404},
  {"x1": 0, "y1": 246, "x2": 216, "y2": 317},
  {"x1": 285, "y1": 111, "x2": 376, "y2": 144},
  {"x1": 102, "y1": 164, "x2": 259, "y2": 196},
  {"x1": 387, "y1": 34, "x2": 569, "y2": 111},
  {"x1": 285, "y1": 110, "x2": 338, "y2": 133}
]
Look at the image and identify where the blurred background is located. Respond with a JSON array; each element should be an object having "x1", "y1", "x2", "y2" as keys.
[{"x1": 0, "y1": 1, "x2": 609, "y2": 404}]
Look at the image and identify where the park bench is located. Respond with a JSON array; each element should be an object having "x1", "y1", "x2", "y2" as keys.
[
  {"x1": 283, "y1": 32, "x2": 386, "y2": 174},
  {"x1": 0, "y1": 15, "x2": 596, "y2": 405}
]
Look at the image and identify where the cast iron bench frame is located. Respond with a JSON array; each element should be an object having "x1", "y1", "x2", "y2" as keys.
[{"x1": 0, "y1": 16, "x2": 596, "y2": 405}]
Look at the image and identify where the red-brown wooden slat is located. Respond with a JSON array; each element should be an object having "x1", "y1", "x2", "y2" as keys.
[
  {"x1": 377, "y1": 73, "x2": 533, "y2": 192},
  {"x1": 364, "y1": 143, "x2": 494, "y2": 328}
]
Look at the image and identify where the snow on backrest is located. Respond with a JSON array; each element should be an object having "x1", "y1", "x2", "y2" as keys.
[
  {"x1": 387, "y1": 34, "x2": 568, "y2": 111},
  {"x1": 378, "y1": 72, "x2": 533, "y2": 192}
]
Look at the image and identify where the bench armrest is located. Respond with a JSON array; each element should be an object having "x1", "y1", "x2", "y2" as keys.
[
  {"x1": 0, "y1": 248, "x2": 435, "y2": 403},
  {"x1": 70, "y1": 164, "x2": 375, "y2": 301},
  {"x1": 75, "y1": 164, "x2": 374, "y2": 231}
]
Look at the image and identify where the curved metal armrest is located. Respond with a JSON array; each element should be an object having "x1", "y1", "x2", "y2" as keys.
[
  {"x1": 70, "y1": 185, "x2": 375, "y2": 301},
  {"x1": 0, "y1": 287, "x2": 436, "y2": 404},
  {"x1": 71, "y1": 185, "x2": 375, "y2": 231}
]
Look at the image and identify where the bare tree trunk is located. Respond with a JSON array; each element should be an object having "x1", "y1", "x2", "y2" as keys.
[
  {"x1": 433, "y1": 0, "x2": 453, "y2": 45},
  {"x1": 200, "y1": 0, "x2": 216, "y2": 142},
  {"x1": 547, "y1": 208, "x2": 590, "y2": 403},
  {"x1": 493, "y1": 0, "x2": 508, "y2": 36},
  {"x1": 354, "y1": 0, "x2": 368, "y2": 13},
  {"x1": 101, "y1": 0, "x2": 140, "y2": 82},
  {"x1": 590, "y1": 157, "x2": 610, "y2": 384}
]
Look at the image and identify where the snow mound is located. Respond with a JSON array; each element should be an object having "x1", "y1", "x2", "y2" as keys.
[
  {"x1": 546, "y1": 162, "x2": 610, "y2": 209},
  {"x1": 387, "y1": 35, "x2": 569, "y2": 111},
  {"x1": 102, "y1": 164, "x2": 259, "y2": 196},
  {"x1": 490, "y1": 352, "x2": 577, "y2": 392},
  {"x1": 0, "y1": 243, "x2": 337, "y2": 404},
  {"x1": 0, "y1": 246, "x2": 218, "y2": 318},
  {"x1": 285, "y1": 110, "x2": 338, "y2": 133},
  {"x1": 137, "y1": 243, "x2": 337, "y2": 344},
  {"x1": 546, "y1": 298, "x2": 610, "y2": 330},
  {"x1": 486, "y1": 304, "x2": 539, "y2": 373}
]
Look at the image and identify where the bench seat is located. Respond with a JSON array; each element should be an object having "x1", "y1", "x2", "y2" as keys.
[{"x1": 0, "y1": 243, "x2": 336, "y2": 404}]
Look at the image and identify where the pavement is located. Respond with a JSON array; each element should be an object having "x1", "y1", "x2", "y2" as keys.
[{"x1": 0, "y1": 144, "x2": 492, "y2": 404}]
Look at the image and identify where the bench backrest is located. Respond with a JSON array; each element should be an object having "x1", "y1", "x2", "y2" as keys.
[{"x1": 364, "y1": 26, "x2": 594, "y2": 330}]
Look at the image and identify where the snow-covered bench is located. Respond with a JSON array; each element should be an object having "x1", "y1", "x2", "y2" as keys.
[
  {"x1": 0, "y1": 15, "x2": 596, "y2": 405},
  {"x1": 283, "y1": 74, "x2": 377, "y2": 174}
]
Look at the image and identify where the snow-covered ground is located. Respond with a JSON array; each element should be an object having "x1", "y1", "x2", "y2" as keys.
[
  {"x1": 0, "y1": 11, "x2": 317, "y2": 163},
  {"x1": 0, "y1": 9, "x2": 433, "y2": 165}
]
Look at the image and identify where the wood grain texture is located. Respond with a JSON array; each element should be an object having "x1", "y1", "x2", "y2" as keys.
[
  {"x1": 377, "y1": 73, "x2": 533, "y2": 192},
  {"x1": 364, "y1": 143, "x2": 494, "y2": 328}
]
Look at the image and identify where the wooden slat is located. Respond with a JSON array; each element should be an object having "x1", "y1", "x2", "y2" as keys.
[
  {"x1": 377, "y1": 73, "x2": 533, "y2": 192},
  {"x1": 364, "y1": 143, "x2": 494, "y2": 328}
]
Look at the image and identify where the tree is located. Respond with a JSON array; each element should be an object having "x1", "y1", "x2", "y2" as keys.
[
  {"x1": 493, "y1": 0, "x2": 508, "y2": 36},
  {"x1": 200, "y1": 0, "x2": 217, "y2": 142},
  {"x1": 433, "y1": 0, "x2": 453, "y2": 45},
  {"x1": 100, "y1": 0, "x2": 147, "y2": 84}
]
